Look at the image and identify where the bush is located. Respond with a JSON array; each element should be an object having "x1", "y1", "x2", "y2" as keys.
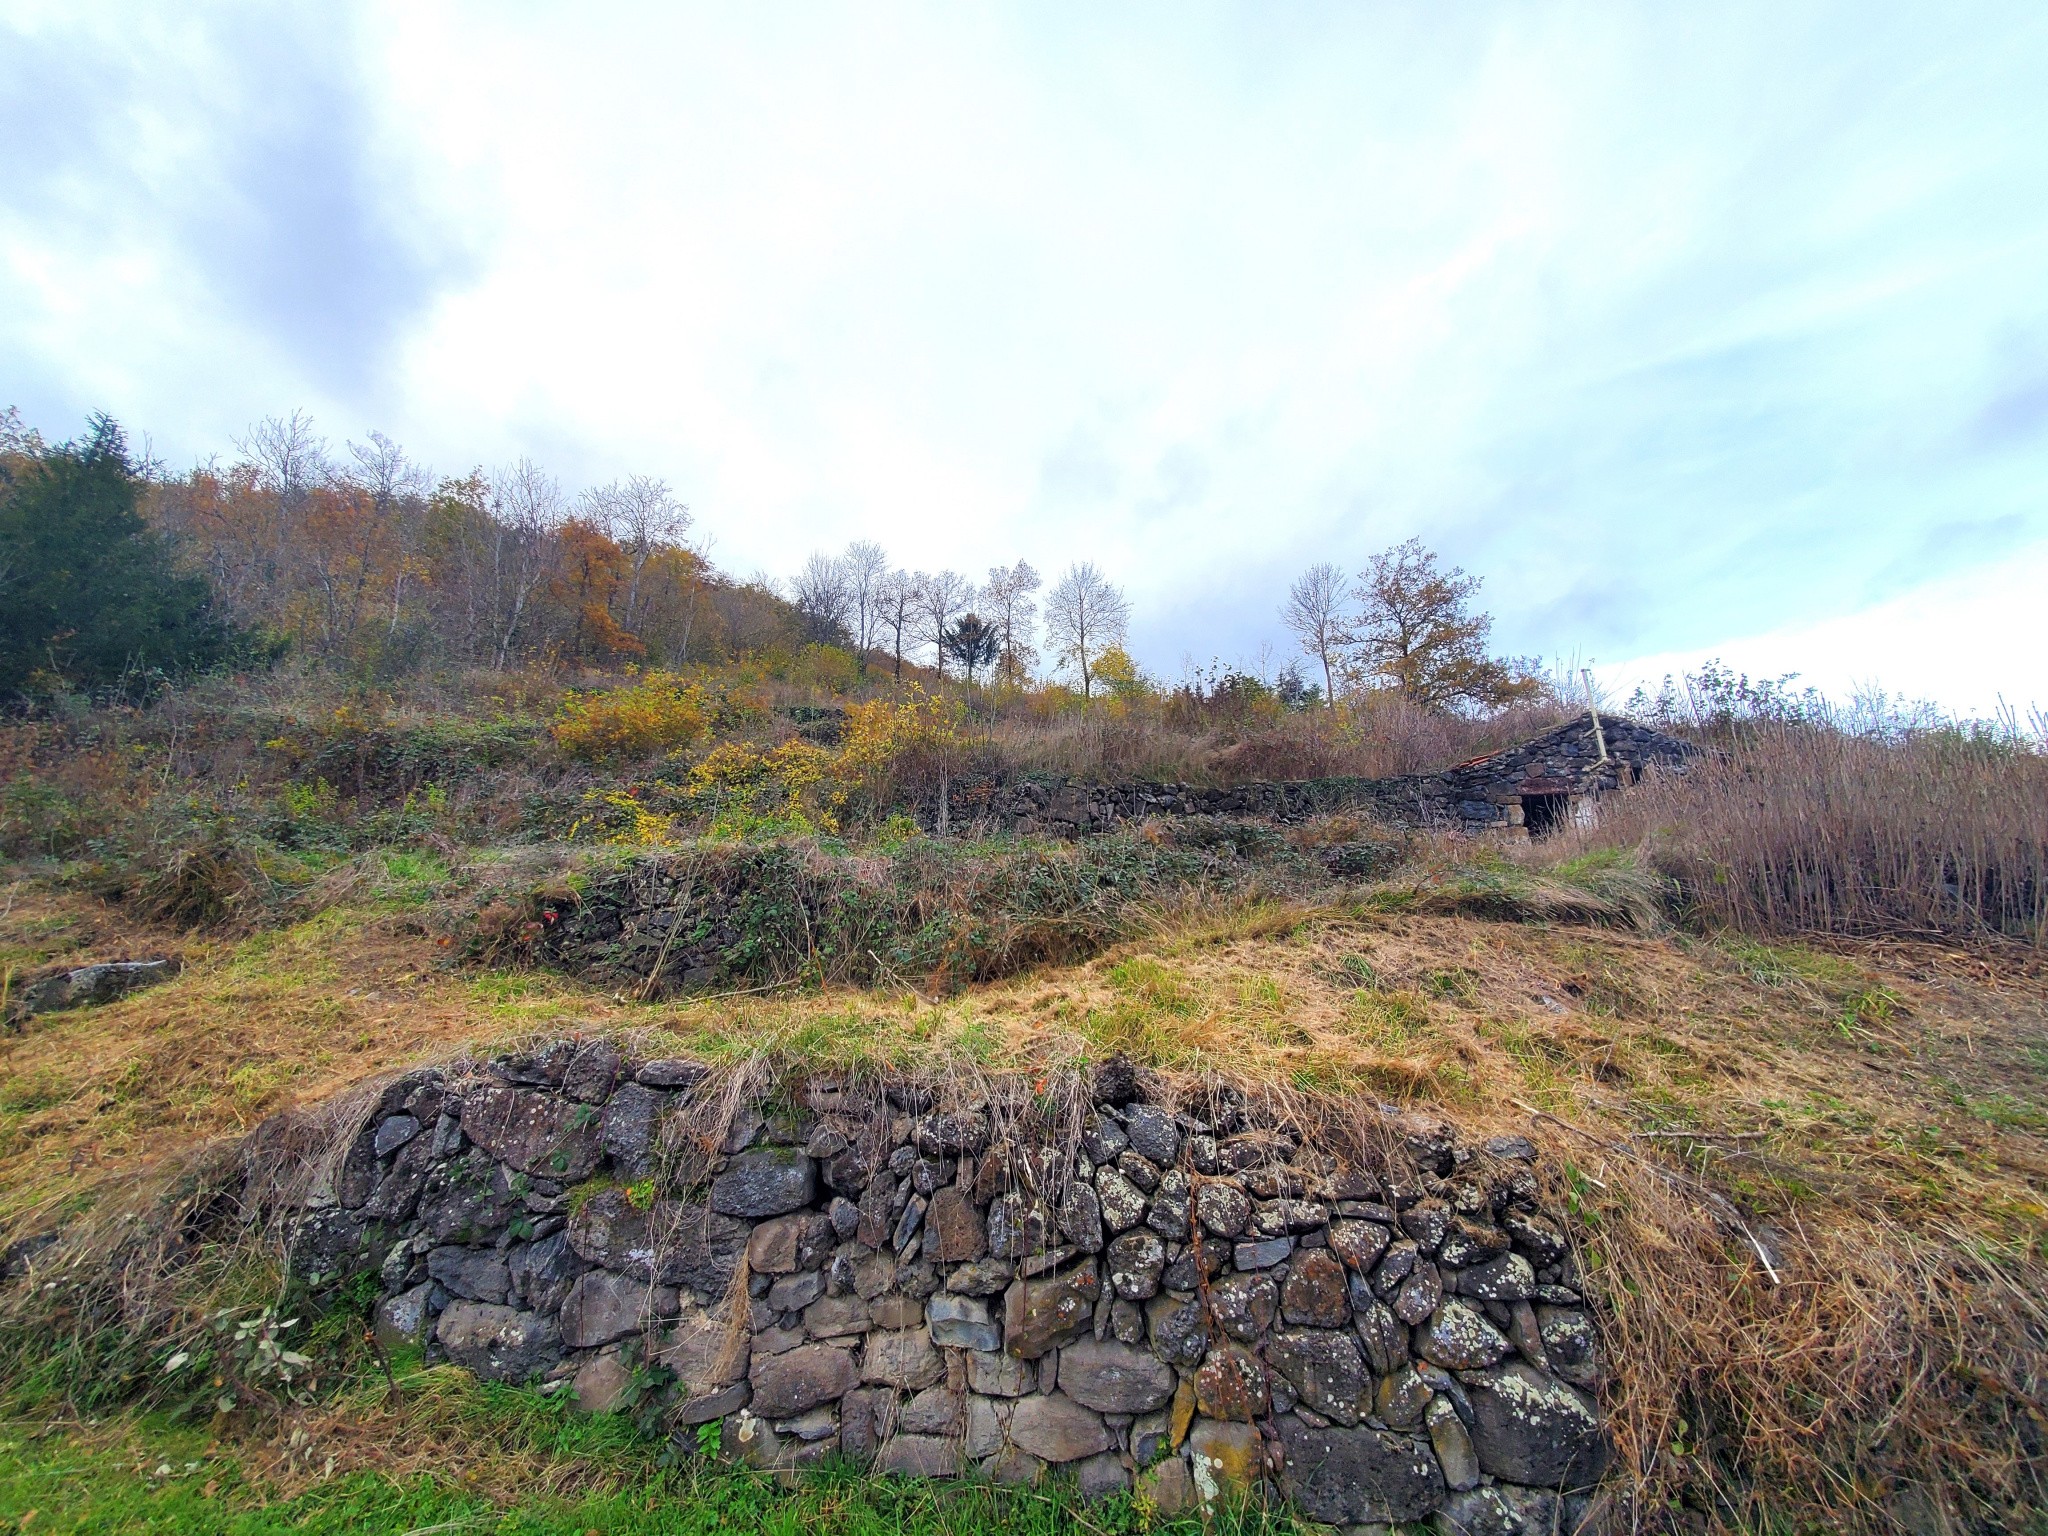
[{"x1": 551, "y1": 673, "x2": 746, "y2": 762}]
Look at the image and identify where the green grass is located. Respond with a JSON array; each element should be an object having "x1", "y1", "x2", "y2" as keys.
[{"x1": 0, "y1": 1417, "x2": 1299, "y2": 1536}]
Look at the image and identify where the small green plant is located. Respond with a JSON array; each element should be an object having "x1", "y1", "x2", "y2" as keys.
[{"x1": 158, "y1": 1307, "x2": 314, "y2": 1419}]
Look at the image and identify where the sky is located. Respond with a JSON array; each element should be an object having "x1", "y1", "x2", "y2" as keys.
[{"x1": 4, "y1": 2, "x2": 2046, "y2": 715}]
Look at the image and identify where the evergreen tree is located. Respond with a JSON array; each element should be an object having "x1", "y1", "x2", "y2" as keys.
[{"x1": 0, "y1": 414, "x2": 239, "y2": 694}]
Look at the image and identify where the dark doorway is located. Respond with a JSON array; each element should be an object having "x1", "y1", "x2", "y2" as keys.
[{"x1": 1522, "y1": 792, "x2": 1571, "y2": 837}]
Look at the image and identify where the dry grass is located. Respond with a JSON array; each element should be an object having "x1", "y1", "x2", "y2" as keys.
[
  {"x1": 2, "y1": 875, "x2": 2045, "y2": 1530},
  {"x1": 1563, "y1": 723, "x2": 2048, "y2": 947},
  {"x1": 980, "y1": 694, "x2": 1574, "y2": 785}
]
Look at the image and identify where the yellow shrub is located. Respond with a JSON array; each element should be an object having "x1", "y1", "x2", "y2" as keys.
[
  {"x1": 551, "y1": 672, "x2": 711, "y2": 761},
  {"x1": 835, "y1": 687, "x2": 964, "y2": 797}
]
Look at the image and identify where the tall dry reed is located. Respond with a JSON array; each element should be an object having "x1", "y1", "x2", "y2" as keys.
[{"x1": 1572, "y1": 724, "x2": 2048, "y2": 944}]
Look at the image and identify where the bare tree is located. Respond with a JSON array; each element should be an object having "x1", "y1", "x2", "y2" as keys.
[
  {"x1": 981, "y1": 560, "x2": 1042, "y2": 684},
  {"x1": 1282, "y1": 562, "x2": 1349, "y2": 707},
  {"x1": 238, "y1": 409, "x2": 330, "y2": 517},
  {"x1": 791, "y1": 550, "x2": 854, "y2": 644},
  {"x1": 876, "y1": 570, "x2": 917, "y2": 679},
  {"x1": 486, "y1": 459, "x2": 565, "y2": 668},
  {"x1": 912, "y1": 569, "x2": 973, "y2": 678},
  {"x1": 1043, "y1": 561, "x2": 1131, "y2": 698},
  {"x1": 843, "y1": 539, "x2": 891, "y2": 664},
  {"x1": 587, "y1": 475, "x2": 692, "y2": 634},
  {"x1": 345, "y1": 432, "x2": 431, "y2": 641}
]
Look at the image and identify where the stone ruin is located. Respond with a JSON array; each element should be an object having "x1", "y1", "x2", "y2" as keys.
[
  {"x1": 931, "y1": 712, "x2": 1698, "y2": 839},
  {"x1": 291, "y1": 1044, "x2": 1612, "y2": 1534}
]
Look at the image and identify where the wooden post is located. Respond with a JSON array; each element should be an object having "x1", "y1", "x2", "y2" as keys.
[{"x1": 1581, "y1": 667, "x2": 1610, "y2": 764}]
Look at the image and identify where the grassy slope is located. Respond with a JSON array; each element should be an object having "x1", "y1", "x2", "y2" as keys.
[{"x1": 2, "y1": 870, "x2": 2045, "y2": 1530}]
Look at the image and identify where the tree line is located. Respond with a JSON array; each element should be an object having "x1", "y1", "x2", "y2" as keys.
[{"x1": 3, "y1": 405, "x2": 1537, "y2": 715}]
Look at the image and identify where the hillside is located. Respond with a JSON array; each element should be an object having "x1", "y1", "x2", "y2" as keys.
[{"x1": 0, "y1": 667, "x2": 2041, "y2": 1536}]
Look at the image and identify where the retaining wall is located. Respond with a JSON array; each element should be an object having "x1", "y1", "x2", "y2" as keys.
[
  {"x1": 928, "y1": 714, "x2": 1696, "y2": 838},
  {"x1": 293, "y1": 1046, "x2": 1611, "y2": 1533}
]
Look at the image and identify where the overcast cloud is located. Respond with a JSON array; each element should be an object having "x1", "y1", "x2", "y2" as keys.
[{"x1": 4, "y1": 1, "x2": 2045, "y2": 712}]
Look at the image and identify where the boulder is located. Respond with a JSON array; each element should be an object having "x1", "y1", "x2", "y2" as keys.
[
  {"x1": 1105, "y1": 1229, "x2": 1166, "y2": 1300},
  {"x1": 1145, "y1": 1169, "x2": 1191, "y2": 1240},
  {"x1": 750, "y1": 1342, "x2": 858, "y2": 1417},
  {"x1": 1144, "y1": 1291, "x2": 1210, "y2": 1370},
  {"x1": 1007, "y1": 1392, "x2": 1113, "y2": 1463},
  {"x1": 1537, "y1": 1304, "x2": 1600, "y2": 1388},
  {"x1": 875, "y1": 1434, "x2": 961, "y2": 1479},
  {"x1": 1074, "y1": 1450, "x2": 1131, "y2": 1502},
  {"x1": 560, "y1": 1270, "x2": 679, "y2": 1349},
  {"x1": 1193, "y1": 1182, "x2": 1251, "y2": 1238},
  {"x1": 1056, "y1": 1183, "x2": 1105, "y2": 1252},
  {"x1": 459, "y1": 1083, "x2": 604, "y2": 1180},
  {"x1": 1057, "y1": 1337, "x2": 1176, "y2": 1414},
  {"x1": 373, "y1": 1114, "x2": 421, "y2": 1157},
  {"x1": 1461, "y1": 1360, "x2": 1609, "y2": 1488},
  {"x1": 1094, "y1": 1167, "x2": 1148, "y2": 1232},
  {"x1": 1434, "y1": 1485, "x2": 1562, "y2": 1536},
  {"x1": 435, "y1": 1301, "x2": 562, "y2": 1383},
  {"x1": 863, "y1": 1327, "x2": 945, "y2": 1390},
  {"x1": 897, "y1": 1385, "x2": 964, "y2": 1435},
  {"x1": 1416, "y1": 1299, "x2": 1512, "y2": 1371},
  {"x1": 573, "y1": 1350, "x2": 633, "y2": 1413},
  {"x1": 1188, "y1": 1418, "x2": 1264, "y2": 1506},
  {"x1": 507, "y1": 1230, "x2": 587, "y2": 1313},
  {"x1": 598, "y1": 1083, "x2": 667, "y2": 1174},
  {"x1": 802, "y1": 1292, "x2": 871, "y2": 1340},
  {"x1": 1328, "y1": 1218, "x2": 1393, "y2": 1273},
  {"x1": 1263, "y1": 1326, "x2": 1366, "y2": 1426},
  {"x1": 1209, "y1": 1271, "x2": 1279, "y2": 1342},
  {"x1": 561, "y1": 1040, "x2": 624, "y2": 1103},
  {"x1": 987, "y1": 1192, "x2": 1056, "y2": 1259},
  {"x1": 710, "y1": 1148, "x2": 816, "y2": 1218},
  {"x1": 1193, "y1": 1342, "x2": 1270, "y2": 1420},
  {"x1": 1459, "y1": 1252, "x2": 1537, "y2": 1302},
  {"x1": 1427, "y1": 1395, "x2": 1481, "y2": 1492},
  {"x1": 635, "y1": 1057, "x2": 708, "y2": 1091},
  {"x1": 927, "y1": 1187, "x2": 987, "y2": 1262},
  {"x1": 1394, "y1": 1261, "x2": 1445, "y2": 1325},
  {"x1": 967, "y1": 1348, "x2": 1034, "y2": 1396},
  {"x1": 1123, "y1": 1104, "x2": 1180, "y2": 1165},
  {"x1": 426, "y1": 1245, "x2": 510, "y2": 1304},
  {"x1": 1274, "y1": 1415, "x2": 1446, "y2": 1525},
  {"x1": 1233, "y1": 1237, "x2": 1293, "y2": 1271},
  {"x1": 1280, "y1": 1249, "x2": 1350, "y2": 1328},
  {"x1": 416, "y1": 1154, "x2": 521, "y2": 1244},
  {"x1": 1003, "y1": 1260, "x2": 1099, "y2": 1359},
  {"x1": 746, "y1": 1211, "x2": 834, "y2": 1275},
  {"x1": 373, "y1": 1281, "x2": 433, "y2": 1353}
]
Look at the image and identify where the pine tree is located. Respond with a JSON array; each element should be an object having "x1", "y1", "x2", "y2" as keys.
[{"x1": 0, "y1": 415, "x2": 239, "y2": 694}]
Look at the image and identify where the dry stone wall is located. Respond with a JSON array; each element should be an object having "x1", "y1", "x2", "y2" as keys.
[
  {"x1": 931, "y1": 713, "x2": 1697, "y2": 838},
  {"x1": 293, "y1": 1045, "x2": 1611, "y2": 1534}
]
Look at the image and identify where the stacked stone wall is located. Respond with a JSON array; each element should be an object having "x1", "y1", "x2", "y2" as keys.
[
  {"x1": 930, "y1": 714, "x2": 1697, "y2": 838},
  {"x1": 293, "y1": 1046, "x2": 1611, "y2": 1534}
]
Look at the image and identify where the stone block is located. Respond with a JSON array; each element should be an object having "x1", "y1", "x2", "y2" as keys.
[
  {"x1": 1273, "y1": 1414, "x2": 1445, "y2": 1525},
  {"x1": 558, "y1": 1269, "x2": 680, "y2": 1349},
  {"x1": 1007, "y1": 1391, "x2": 1113, "y2": 1463},
  {"x1": 458, "y1": 1083, "x2": 604, "y2": 1181},
  {"x1": 435, "y1": 1300, "x2": 562, "y2": 1384},
  {"x1": 711, "y1": 1148, "x2": 816, "y2": 1218},
  {"x1": 863, "y1": 1327, "x2": 945, "y2": 1390},
  {"x1": 926, "y1": 1293, "x2": 1001, "y2": 1351},
  {"x1": 750, "y1": 1342, "x2": 858, "y2": 1417},
  {"x1": 1058, "y1": 1336, "x2": 1176, "y2": 1414}
]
